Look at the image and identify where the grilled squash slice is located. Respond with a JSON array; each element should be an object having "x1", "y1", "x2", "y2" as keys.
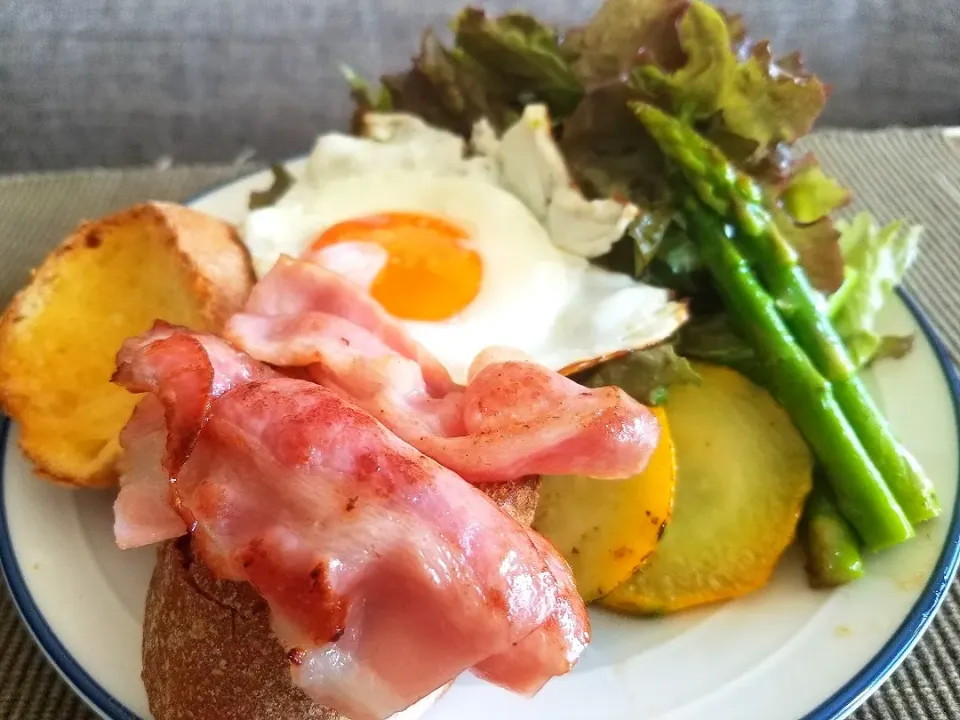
[
  {"x1": 533, "y1": 407, "x2": 677, "y2": 603},
  {"x1": 601, "y1": 362, "x2": 813, "y2": 614}
]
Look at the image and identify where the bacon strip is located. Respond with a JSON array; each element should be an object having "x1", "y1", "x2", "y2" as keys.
[
  {"x1": 238, "y1": 255, "x2": 454, "y2": 396},
  {"x1": 471, "y1": 530, "x2": 589, "y2": 695},
  {"x1": 225, "y1": 256, "x2": 660, "y2": 484},
  {"x1": 112, "y1": 329, "x2": 589, "y2": 719},
  {"x1": 113, "y1": 396, "x2": 183, "y2": 549},
  {"x1": 112, "y1": 323, "x2": 278, "y2": 549}
]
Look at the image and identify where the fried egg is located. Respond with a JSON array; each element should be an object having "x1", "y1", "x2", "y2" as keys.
[{"x1": 242, "y1": 107, "x2": 688, "y2": 384}]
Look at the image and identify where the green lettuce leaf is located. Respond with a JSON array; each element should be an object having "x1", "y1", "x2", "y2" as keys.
[
  {"x1": 763, "y1": 154, "x2": 848, "y2": 293},
  {"x1": 674, "y1": 313, "x2": 764, "y2": 382},
  {"x1": 563, "y1": 0, "x2": 687, "y2": 86},
  {"x1": 637, "y1": 223, "x2": 710, "y2": 296},
  {"x1": 453, "y1": 9, "x2": 582, "y2": 116},
  {"x1": 379, "y1": 9, "x2": 582, "y2": 136},
  {"x1": 779, "y1": 156, "x2": 851, "y2": 224},
  {"x1": 581, "y1": 344, "x2": 700, "y2": 406},
  {"x1": 676, "y1": 314, "x2": 751, "y2": 361},
  {"x1": 828, "y1": 212, "x2": 922, "y2": 368},
  {"x1": 352, "y1": 0, "x2": 840, "y2": 199},
  {"x1": 630, "y1": 0, "x2": 733, "y2": 119},
  {"x1": 719, "y1": 40, "x2": 827, "y2": 149},
  {"x1": 566, "y1": 0, "x2": 842, "y2": 288},
  {"x1": 598, "y1": 204, "x2": 676, "y2": 277},
  {"x1": 559, "y1": 83, "x2": 666, "y2": 200},
  {"x1": 380, "y1": 29, "x2": 515, "y2": 136},
  {"x1": 346, "y1": 0, "x2": 847, "y2": 302},
  {"x1": 774, "y1": 211, "x2": 845, "y2": 293},
  {"x1": 628, "y1": 209, "x2": 674, "y2": 273},
  {"x1": 626, "y1": 1, "x2": 827, "y2": 153}
]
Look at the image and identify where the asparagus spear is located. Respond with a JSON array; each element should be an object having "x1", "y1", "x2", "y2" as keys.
[
  {"x1": 681, "y1": 200, "x2": 913, "y2": 550},
  {"x1": 635, "y1": 102, "x2": 940, "y2": 527},
  {"x1": 802, "y1": 475, "x2": 865, "y2": 588}
]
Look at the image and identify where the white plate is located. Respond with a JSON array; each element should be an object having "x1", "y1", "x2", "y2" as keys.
[{"x1": 2, "y1": 164, "x2": 959, "y2": 720}]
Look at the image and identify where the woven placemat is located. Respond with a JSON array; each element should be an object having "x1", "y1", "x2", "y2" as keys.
[{"x1": 1, "y1": 129, "x2": 960, "y2": 719}]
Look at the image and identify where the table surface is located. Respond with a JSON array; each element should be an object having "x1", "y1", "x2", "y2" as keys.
[{"x1": 2, "y1": 128, "x2": 960, "y2": 720}]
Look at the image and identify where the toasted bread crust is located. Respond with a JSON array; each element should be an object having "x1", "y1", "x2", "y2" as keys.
[
  {"x1": 143, "y1": 538, "x2": 342, "y2": 720},
  {"x1": 143, "y1": 201, "x2": 255, "y2": 329},
  {"x1": 143, "y1": 479, "x2": 540, "y2": 719},
  {"x1": 0, "y1": 202, "x2": 255, "y2": 488},
  {"x1": 481, "y1": 476, "x2": 541, "y2": 527}
]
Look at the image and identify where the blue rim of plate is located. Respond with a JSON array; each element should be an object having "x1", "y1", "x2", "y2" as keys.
[
  {"x1": 0, "y1": 287, "x2": 957, "y2": 720},
  {"x1": 803, "y1": 289, "x2": 960, "y2": 719},
  {"x1": 0, "y1": 413, "x2": 137, "y2": 720}
]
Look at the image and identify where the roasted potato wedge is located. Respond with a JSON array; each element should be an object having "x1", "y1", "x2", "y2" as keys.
[
  {"x1": 0, "y1": 202, "x2": 255, "y2": 488},
  {"x1": 533, "y1": 407, "x2": 676, "y2": 603},
  {"x1": 600, "y1": 362, "x2": 813, "y2": 614}
]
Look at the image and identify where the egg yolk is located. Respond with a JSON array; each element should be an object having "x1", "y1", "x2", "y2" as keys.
[{"x1": 310, "y1": 211, "x2": 482, "y2": 322}]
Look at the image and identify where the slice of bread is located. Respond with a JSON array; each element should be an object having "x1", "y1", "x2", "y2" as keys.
[
  {"x1": 142, "y1": 477, "x2": 540, "y2": 720},
  {"x1": 0, "y1": 203, "x2": 255, "y2": 488}
]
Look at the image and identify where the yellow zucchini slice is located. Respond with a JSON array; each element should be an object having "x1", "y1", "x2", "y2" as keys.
[
  {"x1": 533, "y1": 407, "x2": 676, "y2": 603},
  {"x1": 600, "y1": 362, "x2": 813, "y2": 614}
]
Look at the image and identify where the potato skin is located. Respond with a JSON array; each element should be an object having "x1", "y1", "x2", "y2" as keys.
[
  {"x1": 0, "y1": 202, "x2": 255, "y2": 488},
  {"x1": 143, "y1": 480, "x2": 540, "y2": 719}
]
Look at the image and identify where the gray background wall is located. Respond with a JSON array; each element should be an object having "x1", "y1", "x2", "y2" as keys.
[{"x1": 1, "y1": 0, "x2": 958, "y2": 172}]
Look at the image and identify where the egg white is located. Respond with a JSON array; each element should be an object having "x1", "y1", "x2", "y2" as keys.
[
  {"x1": 242, "y1": 111, "x2": 687, "y2": 384},
  {"x1": 245, "y1": 172, "x2": 576, "y2": 384}
]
